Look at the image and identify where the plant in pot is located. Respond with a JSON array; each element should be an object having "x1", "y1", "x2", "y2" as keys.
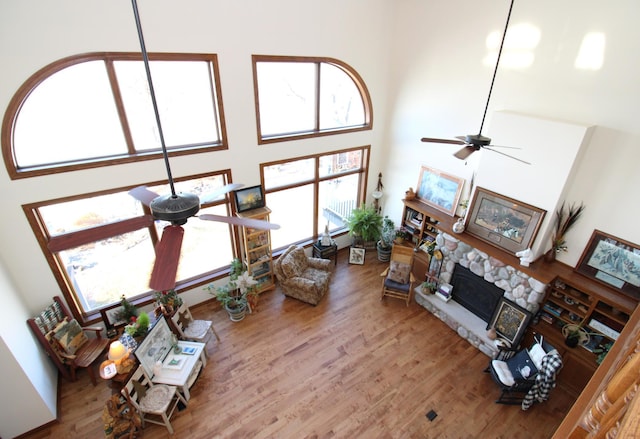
[
  {"x1": 346, "y1": 203, "x2": 382, "y2": 251},
  {"x1": 421, "y1": 280, "x2": 438, "y2": 294},
  {"x1": 205, "y1": 258, "x2": 258, "y2": 322},
  {"x1": 377, "y1": 216, "x2": 396, "y2": 262},
  {"x1": 562, "y1": 323, "x2": 590, "y2": 348}
]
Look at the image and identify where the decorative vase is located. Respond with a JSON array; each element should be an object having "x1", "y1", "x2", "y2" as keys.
[
  {"x1": 544, "y1": 249, "x2": 557, "y2": 263},
  {"x1": 452, "y1": 218, "x2": 465, "y2": 234}
]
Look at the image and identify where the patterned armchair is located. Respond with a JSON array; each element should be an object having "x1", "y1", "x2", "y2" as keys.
[{"x1": 274, "y1": 245, "x2": 333, "y2": 305}]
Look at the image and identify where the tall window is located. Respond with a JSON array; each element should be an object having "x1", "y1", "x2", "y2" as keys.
[
  {"x1": 3, "y1": 53, "x2": 227, "y2": 179},
  {"x1": 262, "y1": 147, "x2": 370, "y2": 250},
  {"x1": 252, "y1": 56, "x2": 372, "y2": 143},
  {"x1": 24, "y1": 172, "x2": 236, "y2": 321}
]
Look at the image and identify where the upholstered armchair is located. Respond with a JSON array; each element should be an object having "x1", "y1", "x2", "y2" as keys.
[{"x1": 274, "y1": 245, "x2": 333, "y2": 305}]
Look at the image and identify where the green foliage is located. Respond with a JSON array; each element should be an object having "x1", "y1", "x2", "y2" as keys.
[
  {"x1": 125, "y1": 311, "x2": 150, "y2": 337},
  {"x1": 116, "y1": 295, "x2": 138, "y2": 323},
  {"x1": 154, "y1": 289, "x2": 183, "y2": 308},
  {"x1": 205, "y1": 258, "x2": 256, "y2": 310},
  {"x1": 346, "y1": 204, "x2": 383, "y2": 242},
  {"x1": 379, "y1": 216, "x2": 396, "y2": 248}
]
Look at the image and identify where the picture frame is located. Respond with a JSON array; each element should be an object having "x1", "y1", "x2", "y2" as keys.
[
  {"x1": 134, "y1": 316, "x2": 173, "y2": 378},
  {"x1": 465, "y1": 187, "x2": 545, "y2": 255},
  {"x1": 575, "y1": 230, "x2": 640, "y2": 300},
  {"x1": 349, "y1": 247, "x2": 366, "y2": 265},
  {"x1": 488, "y1": 297, "x2": 532, "y2": 347},
  {"x1": 233, "y1": 185, "x2": 266, "y2": 213},
  {"x1": 415, "y1": 165, "x2": 464, "y2": 216},
  {"x1": 100, "y1": 304, "x2": 128, "y2": 337}
]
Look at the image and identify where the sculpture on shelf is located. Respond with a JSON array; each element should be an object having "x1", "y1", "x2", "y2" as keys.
[
  {"x1": 515, "y1": 248, "x2": 534, "y2": 267},
  {"x1": 404, "y1": 187, "x2": 416, "y2": 200}
]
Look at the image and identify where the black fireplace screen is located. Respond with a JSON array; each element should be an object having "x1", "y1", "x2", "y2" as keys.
[{"x1": 450, "y1": 264, "x2": 504, "y2": 324}]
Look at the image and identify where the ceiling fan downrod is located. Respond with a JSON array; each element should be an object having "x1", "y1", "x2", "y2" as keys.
[
  {"x1": 477, "y1": 0, "x2": 515, "y2": 137},
  {"x1": 131, "y1": 0, "x2": 200, "y2": 224}
]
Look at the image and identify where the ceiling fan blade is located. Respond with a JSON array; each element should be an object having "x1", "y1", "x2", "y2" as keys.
[
  {"x1": 484, "y1": 147, "x2": 531, "y2": 165},
  {"x1": 486, "y1": 144, "x2": 521, "y2": 150},
  {"x1": 421, "y1": 137, "x2": 466, "y2": 145},
  {"x1": 149, "y1": 225, "x2": 184, "y2": 291},
  {"x1": 454, "y1": 146, "x2": 478, "y2": 160},
  {"x1": 200, "y1": 183, "x2": 245, "y2": 204},
  {"x1": 199, "y1": 214, "x2": 280, "y2": 230},
  {"x1": 129, "y1": 186, "x2": 160, "y2": 207}
]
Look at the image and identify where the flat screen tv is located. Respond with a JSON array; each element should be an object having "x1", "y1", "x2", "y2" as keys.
[{"x1": 234, "y1": 185, "x2": 266, "y2": 213}]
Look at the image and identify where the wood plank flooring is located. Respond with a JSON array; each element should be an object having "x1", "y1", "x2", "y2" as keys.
[{"x1": 19, "y1": 249, "x2": 575, "y2": 439}]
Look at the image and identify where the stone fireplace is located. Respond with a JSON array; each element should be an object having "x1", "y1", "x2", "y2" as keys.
[{"x1": 415, "y1": 232, "x2": 548, "y2": 356}]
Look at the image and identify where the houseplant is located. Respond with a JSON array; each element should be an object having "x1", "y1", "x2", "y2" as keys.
[
  {"x1": 377, "y1": 216, "x2": 396, "y2": 261},
  {"x1": 154, "y1": 289, "x2": 183, "y2": 316},
  {"x1": 545, "y1": 201, "x2": 586, "y2": 262},
  {"x1": 124, "y1": 311, "x2": 150, "y2": 338},
  {"x1": 346, "y1": 203, "x2": 383, "y2": 250},
  {"x1": 562, "y1": 323, "x2": 590, "y2": 348},
  {"x1": 205, "y1": 258, "x2": 258, "y2": 322}
]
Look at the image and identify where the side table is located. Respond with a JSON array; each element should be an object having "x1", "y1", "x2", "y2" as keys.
[{"x1": 312, "y1": 241, "x2": 338, "y2": 266}]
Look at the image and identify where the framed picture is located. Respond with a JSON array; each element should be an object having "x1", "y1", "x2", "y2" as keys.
[
  {"x1": 575, "y1": 230, "x2": 640, "y2": 300},
  {"x1": 488, "y1": 297, "x2": 532, "y2": 347},
  {"x1": 415, "y1": 165, "x2": 464, "y2": 216},
  {"x1": 233, "y1": 185, "x2": 265, "y2": 213},
  {"x1": 134, "y1": 316, "x2": 173, "y2": 377},
  {"x1": 349, "y1": 247, "x2": 365, "y2": 265},
  {"x1": 100, "y1": 304, "x2": 128, "y2": 337},
  {"x1": 465, "y1": 187, "x2": 545, "y2": 255}
]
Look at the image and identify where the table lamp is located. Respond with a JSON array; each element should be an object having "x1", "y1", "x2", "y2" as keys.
[{"x1": 108, "y1": 340, "x2": 128, "y2": 365}]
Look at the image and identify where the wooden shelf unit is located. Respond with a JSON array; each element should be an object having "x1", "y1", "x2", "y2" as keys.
[
  {"x1": 237, "y1": 207, "x2": 275, "y2": 294},
  {"x1": 526, "y1": 262, "x2": 637, "y2": 397}
]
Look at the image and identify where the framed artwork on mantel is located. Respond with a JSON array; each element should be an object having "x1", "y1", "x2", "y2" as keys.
[
  {"x1": 576, "y1": 230, "x2": 640, "y2": 300},
  {"x1": 415, "y1": 165, "x2": 464, "y2": 217},
  {"x1": 465, "y1": 187, "x2": 546, "y2": 255}
]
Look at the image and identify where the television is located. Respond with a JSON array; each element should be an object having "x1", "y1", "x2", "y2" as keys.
[{"x1": 233, "y1": 185, "x2": 266, "y2": 213}]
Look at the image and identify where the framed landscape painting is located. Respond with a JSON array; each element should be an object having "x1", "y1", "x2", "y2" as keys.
[
  {"x1": 415, "y1": 165, "x2": 464, "y2": 216},
  {"x1": 465, "y1": 187, "x2": 545, "y2": 255},
  {"x1": 576, "y1": 230, "x2": 640, "y2": 300}
]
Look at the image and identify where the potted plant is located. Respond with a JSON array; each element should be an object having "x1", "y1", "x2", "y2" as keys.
[
  {"x1": 377, "y1": 216, "x2": 396, "y2": 261},
  {"x1": 124, "y1": 311, "x2": 150, "y2": 339},
  {"x1": 154, "y1": 289, "x2": 183, "y2": 316},
  {"x1": 421, "y1": 280, "x2": 438, "y2": 294},
  {"x1": 395, "y1": 226, "x2": 411, "y2": 244},
  {"x1": 562, "y1": 323, "x2": 589, "y2": 348},
  {"x1": 205, "y1": 258, "x2": 258, "y2": 322},
  {"x1": 346, "y1": 204, "x2": 383, "y2": 250}
]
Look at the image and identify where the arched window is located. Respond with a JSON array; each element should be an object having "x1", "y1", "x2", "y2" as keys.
[
  {"x1": 252, "y1": 55, "x2": 372, "y2": 143},
  {"x1": 2, "y1": 53, "x2": 227, "y2": 179}
]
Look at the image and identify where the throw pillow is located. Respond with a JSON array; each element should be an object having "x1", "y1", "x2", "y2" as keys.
[
  {"x1": 388, "y1": 261, "x2": 410, "y2": 284},
  {"x1": 528, "y1": 343, "x2": 547, "y2": 370},
  {"x1": 53, "y1": 318, "x2": 88, "y2": 355},
  {"x1": 507, "y1": 349, "x2": 539, "y2": 381},
  {"x1": 281, "y1": 247, "x2": 307, "y2": 278}
]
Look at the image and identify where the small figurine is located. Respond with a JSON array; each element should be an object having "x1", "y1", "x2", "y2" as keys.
[
  {"x1": 405, "y1": 187, "x2": 416, "y2": 200},
  {"x1": 515, "y1": 248, "x2": 534, "y2": 267}
]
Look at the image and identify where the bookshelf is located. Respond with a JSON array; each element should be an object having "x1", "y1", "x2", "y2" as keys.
[{"x1": 237, "y1": 207, "x2": 275, "y2": 294}]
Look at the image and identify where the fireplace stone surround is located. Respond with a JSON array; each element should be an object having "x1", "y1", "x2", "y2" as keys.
[{"x1": 415, "y1": 232, "x2": 548, "y2": 357}]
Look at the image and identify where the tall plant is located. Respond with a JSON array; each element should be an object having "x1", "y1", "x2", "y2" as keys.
[{"x1": 346, "y1": 204, "x2": 383, "y2": 243}]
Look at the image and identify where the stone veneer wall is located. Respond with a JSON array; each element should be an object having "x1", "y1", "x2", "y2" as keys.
[{"x1": 415, "y1": 232, "x2": 548, "y2": 356}]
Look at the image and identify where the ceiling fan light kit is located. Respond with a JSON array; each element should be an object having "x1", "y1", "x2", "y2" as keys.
[{"x1": 420, "y1": 0, "x2": 529, "y2": 165}]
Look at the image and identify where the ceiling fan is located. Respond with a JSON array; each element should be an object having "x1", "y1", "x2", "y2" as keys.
[
  {"x1": 128, "y1": 0, "x2": 279, "y2": 292},
  {"x1": 421, "y1": 0, "x2": 530, "y2": 165}
]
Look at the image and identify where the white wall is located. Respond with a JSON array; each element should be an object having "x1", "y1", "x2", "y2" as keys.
[
  {"x1": 382, "y1": 0, "x2": 640, "y2": 268},
  {"x1": 2, "y1": 0, "x2": 640, "y2": 435}
]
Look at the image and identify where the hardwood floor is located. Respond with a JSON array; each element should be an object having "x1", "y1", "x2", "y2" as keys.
[{"x1": 20, "y1": 249, "x2": 575, "y2": 439}]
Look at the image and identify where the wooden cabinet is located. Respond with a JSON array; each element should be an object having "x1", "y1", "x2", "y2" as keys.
[
  {"x1": 237, "y1": 207, "x2": 275, "y2": 294},
  {"x1": 401, "y1": 199, "x2": 441, "y2": 245},
  {"x1": 526, "y1": 262, "x2": 637, "y2": 397}
]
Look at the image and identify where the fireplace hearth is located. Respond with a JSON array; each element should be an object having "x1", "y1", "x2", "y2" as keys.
[{"x1": 450, "y1": 264, "x2": 504, "y2": 324}]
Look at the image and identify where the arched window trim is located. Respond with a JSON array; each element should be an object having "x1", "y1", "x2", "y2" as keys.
[
  {"x1": 2, "y1": 52, "x2": 228, "y2": 180},
  {"x1": 252, "y1": 55, "x2": 373, "y2": 145}
]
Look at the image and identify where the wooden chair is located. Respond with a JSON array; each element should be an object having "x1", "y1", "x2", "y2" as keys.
[
  {"x1": 380, "y1": 244, "x2": 416, "y2": 306},
  {"x1": 122, "y1": 365, "x2": 187, "y2": 435},
  {"x1": 170, "y1": 303, "x2": 219, "y2": 353},
  {"x1": 27, "y1": 296, "x2": 109, "y2": 385}
]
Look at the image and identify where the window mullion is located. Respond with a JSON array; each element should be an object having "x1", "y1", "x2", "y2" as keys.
[
  {"x1": 315, "y1": 62, "x2": 321, "y2": 132},
  {"x1": 105, "y1": 58, "x2": 136, "y2": 155}
]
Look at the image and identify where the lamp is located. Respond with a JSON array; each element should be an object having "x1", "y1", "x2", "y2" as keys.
[{"x1": 108, "y1": 341, "x2": 128, "y2": 365}]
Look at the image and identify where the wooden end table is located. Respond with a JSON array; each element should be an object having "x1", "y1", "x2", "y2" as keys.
[{"x1": 312, "y1": 241, "x2": 338, "y2": 266}]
